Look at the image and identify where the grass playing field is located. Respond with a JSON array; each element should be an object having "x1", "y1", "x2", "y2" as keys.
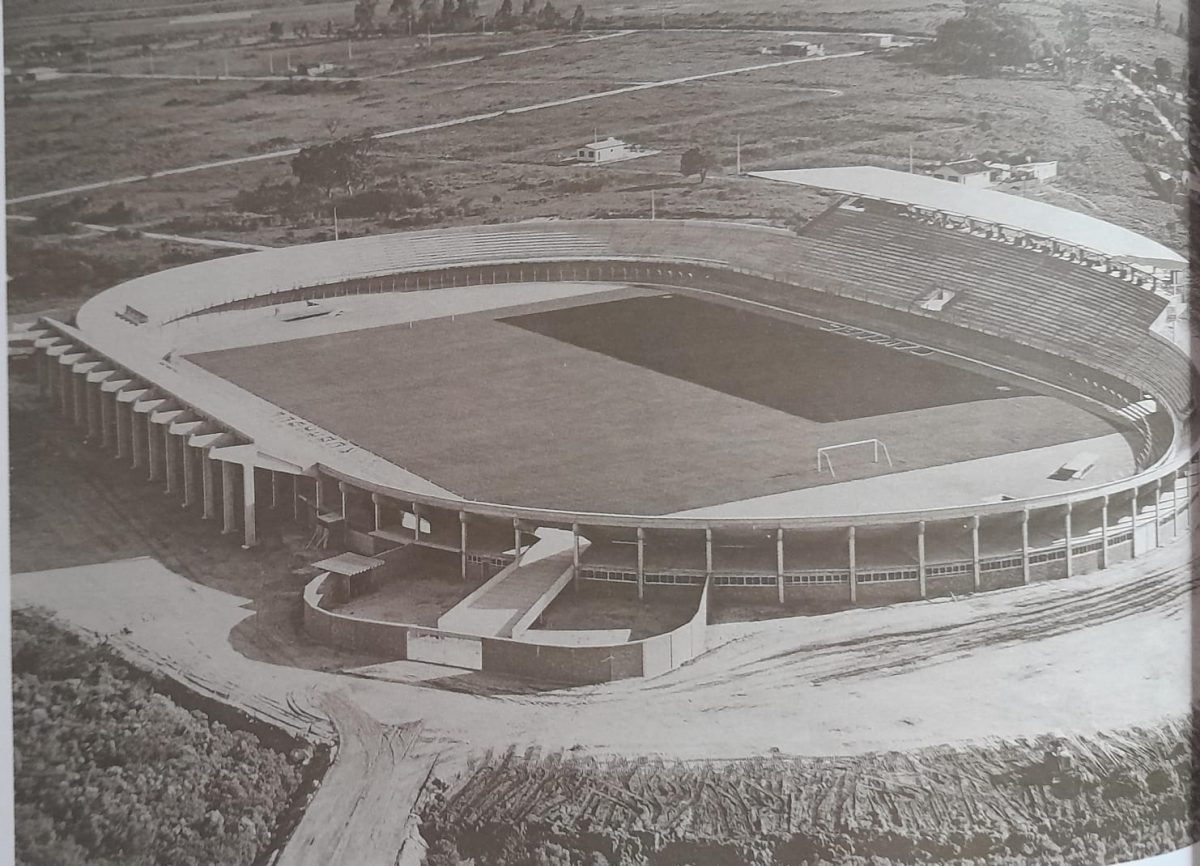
[{"x1": 188, "y1": 290, "x2": 1116, "y2": 515}]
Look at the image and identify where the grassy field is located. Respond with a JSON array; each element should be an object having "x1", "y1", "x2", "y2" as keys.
[{"x1": 188, "y1": 292, "x2": 1113, "y2": 514}]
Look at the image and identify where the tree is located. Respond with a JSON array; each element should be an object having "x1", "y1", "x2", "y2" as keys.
[
  {"x1": 680, "y1": 146, "x2": 714, "y2": 182},
  {"x1": 353, "y1": 0, "x2": 378, "y2": 30},
  {"x1": 1154, "y1": 0, "x2": 1163, "y2": 28},
  {"x1": 932, "y1": 1, "x2": 1040, "y2": 73},
  {"x1": 267, "y1": 20, "x2": 285, "y2": 40},
  {"x1": 1177, "y1": 12, "x2": 1186, "y2": 37},
  {"x1": 494, "y1": 0, "x2": 514, "y2": 28},
  {"x1": 290, "y1": 135, "x2": 375, "y2": 196},
  {"x1": 441, "y1": 0, "x2": 456, "y2": 26},
  {"x1": 520, "y1": 0, "x2": 537, "y2": 19},
  {"x1": 536, "y1": 0, "x2": 562, "y2": 27},
  {"x1": 1154, "y1": 56, "x2": 1173, "y2": 80},
  {"x1": 569, "y1": 3, "x2": 585, "y2": 31}
]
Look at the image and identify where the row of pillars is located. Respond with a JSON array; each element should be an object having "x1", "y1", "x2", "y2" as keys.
[
  {"x1": 611, "y1": 474, "x2": 1190, "y2": 604},
  {"x1": 38, "y1": 345, "x2": 261, "y2": 549},
  {"x1": 36, "y1": 345, "x2": 1194, "y2": 600}
]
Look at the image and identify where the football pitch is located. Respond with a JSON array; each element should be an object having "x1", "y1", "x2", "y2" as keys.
[{"x1": 188, "y1": 291, "x2": 1116, "y2": 515}]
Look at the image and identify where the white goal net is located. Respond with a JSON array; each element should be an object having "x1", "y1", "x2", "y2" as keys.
[{"x1": 816, "y1": 438, "x2": 893, "y2": 480}]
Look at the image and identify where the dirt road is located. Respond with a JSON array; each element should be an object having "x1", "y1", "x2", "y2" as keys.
[
  {"x1": 277, "y1": 690, "x2": 435, "y2": 866},
  {"x1": 7, "y1": 50, "x2": 865, "y2": 205}
]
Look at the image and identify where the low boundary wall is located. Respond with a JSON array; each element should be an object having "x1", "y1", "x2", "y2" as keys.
[{"x1": 302, "y1": 572, "x2": 711, "y2": 685}]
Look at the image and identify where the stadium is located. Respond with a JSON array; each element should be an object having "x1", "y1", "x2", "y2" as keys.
[{"x1": 19, "y1": 165, "x2": 1196, "y2": 686}]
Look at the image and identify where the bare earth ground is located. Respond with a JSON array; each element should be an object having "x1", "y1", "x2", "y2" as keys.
[
  {"x1": 9, "y1": 371, "x2": 1196, "y2": 862},
  {"x1": 9, "y1": 373, "x2": 1194, "y2": 761}
]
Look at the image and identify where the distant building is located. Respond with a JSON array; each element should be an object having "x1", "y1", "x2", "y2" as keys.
[
  {"x1": 848, "y1": 33, "x2": 895, "y2": 48},
  {"x1": 929, "y1": 159, "x2": 995, "y2": 188},
  {"x1": 780, "y1": 40, "x2": 825, "y2": 57},
  {"x1": 11, "y1": 67, "x2": 63, "y2": 83},
  {"x1": 577, "y1": 137, "x2": 635, "y2": 164},
  {"x1": 294, "y1": 61, "x2": 338, "y2": 77},
  {"x1": 1011, "y1": 161, "x2": 1059, "y2": 183}
]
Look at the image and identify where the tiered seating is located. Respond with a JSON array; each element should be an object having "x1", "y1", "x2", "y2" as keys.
[{"x1": 787, "y1": 209, "x2": 1187, "y2": 409}]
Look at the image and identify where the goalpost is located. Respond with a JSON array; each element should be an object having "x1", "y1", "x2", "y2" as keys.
[{"x1": 816, "y1": 438, "x2": 893, "y2": 480}]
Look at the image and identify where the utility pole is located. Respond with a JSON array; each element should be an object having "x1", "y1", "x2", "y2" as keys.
[
  {"x1": 909, "y1": 143, "x2": 914, "y2": 173},
  {"x1": 333, "y1": 206, "x2": 340, "y2": 241},
  {"x1": 348, "y1": 38, "x2": 353, "y2": 60},
  {"x1": 269, "y1": 54, "x2": 274, "y2": 74},
  {"x1": 650, "y1": 190, "x2": 656, "y2": 220},
  {"x1": 736, "y1": 133, "x2": 742, "y2": 175}
]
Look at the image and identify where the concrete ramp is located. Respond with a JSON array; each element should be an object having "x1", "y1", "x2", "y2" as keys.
[{"x1": 437, "y1": 529, "x2": 583, "y2": 638}]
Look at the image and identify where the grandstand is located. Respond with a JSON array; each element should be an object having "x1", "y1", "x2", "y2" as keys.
[{"x1": 18, "y1": 172, "x2": 1196, "y2": 683}]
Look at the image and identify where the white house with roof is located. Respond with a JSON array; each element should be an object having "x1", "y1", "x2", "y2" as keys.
[
  {"x1": 930, "y1": 158, "x2": 996, "y2": 188},
  {"x1": 576, "y1": 137, "x2": 636, "y2": 164}
]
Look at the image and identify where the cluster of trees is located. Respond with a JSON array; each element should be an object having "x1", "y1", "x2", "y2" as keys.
[
  {"x1": 929, "y1": 0, "x2": 1095, "y2": 76},
  {"x1": 347, "y1": 0, "x2": 585, "y2": 35},
  {"x1": 233, "y1": 135, "x2": 446, "y2": 226},
  {"x1": 12, "y1": 610, "x2": 304, "y2": 866}
]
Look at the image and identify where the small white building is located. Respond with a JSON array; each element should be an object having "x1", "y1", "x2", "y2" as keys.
[
  {"x1": 1012, "y1": 161, "x2": 1058, "y2": 182},
  {"x1": 577, "y1": 137, "x2": 635, "y2": 164},
  {"x1": 930, "y1": 158, "x2": 995, "y2": 188},
  {"x1": 780, "y1": 40, "x2": 825, "y2": 57}
]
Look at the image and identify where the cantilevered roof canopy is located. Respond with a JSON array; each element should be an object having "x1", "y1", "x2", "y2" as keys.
[
  {"x1": 312, "y1": 552, "x2": 384, "y2": 577},
  {"x1": 750, "y1": 166, "x2": 1185, "y2": 266}
]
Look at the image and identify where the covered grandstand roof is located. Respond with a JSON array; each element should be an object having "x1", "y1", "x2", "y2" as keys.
[{"x1": 750, "y1": 166, "x2": 1185, "y2": 267}]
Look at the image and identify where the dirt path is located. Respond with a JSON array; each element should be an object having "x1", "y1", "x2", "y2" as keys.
[{"x1": 277, "y1": 690, "x2": 435, "y2": 866}]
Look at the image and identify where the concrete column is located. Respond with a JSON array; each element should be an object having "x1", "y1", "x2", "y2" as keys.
[
  {"x1": 85, "y1": 383, "x2": 99, "y2": 441},
  {"x1": 100, "y1": 393, "x2": 113, "y2": 449},
  {"x1": 917, "y1": 521, "x2": 927, "y2": 598},
  {"x1": 460, "y1": 512, "x2": 469, "y2": 581},
  {"x1": 413, "y1": 503, "x2": 421, "y2": 541},
  {"x1": 73, "y1": 373, "x2": 86, "y2": 428},
  {"x1": 182, "y1": 443, "x2": 196, "y2": 508},
  {"x1": 220, "y1": 460, "x2": 236, "y2": 534},
  {"x1": 1154, "y1": 478, "x2": 1163, "y2": 547},
  {"x1": 270, "y1": 471, "x2": 279, "y2": 509},
  {"x1": 571, "y1": 522, "x2": 581, "y2": 591},
  {"x1": 1185, "y1": 469, "x2": 1192, "y2": 522},
  {"x1": 315, "y1": 478, "x2": 324, "y2": 513},
  {"x1": 115, "y1": 401, "x2": 128, "y2": 460},
  {"x1": 58, "y1": 367, "x2": 70, "y2": 416},
  {"x1": 1171, "y1": 472, "x2": 1179, "y2": 538},
  {"x1": 513, "y1": 518, "x2": 522, "y2": 564},
  {"x1": 201, "y1": 451, "x2": 215, "y2": 519},
  {"x1": 292, "y1": 476, "x2": 300, "y2": 522},
  {"x1": 776, "y1": 528, "x2": 785, "y2": 605},
  {"x1": 35, "y1": 352, "x2": 47, "y2": 394},
  {"x1": 372, "y1": 493, "x2": 382, "y2": 531},
  {"x1": 130, "y1": 413, "x2": 144, "y2": 469},
  {"x1": 1130, "y1": 492, "x2": 1139, "y2": 559},
  {"x1": 848, "y1": 527, "x2": 858, "y2": 604},
  {"x1": 1063, "y1": 502, "x2": 1073, "y2": 578},
  {"x1": 146, "y1": 418, "x2": 160, "y2": 481},
  {"x1": 1020, "y1": 509, "x2": 1030, "y2": 584},
  {"x1": 340, "y1": 484, "x2": 348, "y2": 522},
  {"x1": 970, "y1": 515, "x2": 981, "y2": 592},
  {"x1": 1100, "y1": 496, "x2": 1109, "y2": 568},
  {"x1": 242, "y1": 465, "x2": 257, "y2": 549},
  {"x1": 704, "y1": 527, "x2": 713, "y2": 578},
  {"x1": 163, "y1": 427, "x2": 177, "y2": 495},
  {"x1": 636, "y1": 527, "x2": 645, "y2": 601}
]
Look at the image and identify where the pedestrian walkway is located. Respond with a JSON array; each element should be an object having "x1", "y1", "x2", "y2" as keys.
[{"x1": 437, "y1": 530, "x2": 580, "y2": 637}]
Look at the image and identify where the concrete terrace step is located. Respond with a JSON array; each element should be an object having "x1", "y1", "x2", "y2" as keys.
[{"x1": 436, "y1": 530, "x2": 580, "y2": 639}]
